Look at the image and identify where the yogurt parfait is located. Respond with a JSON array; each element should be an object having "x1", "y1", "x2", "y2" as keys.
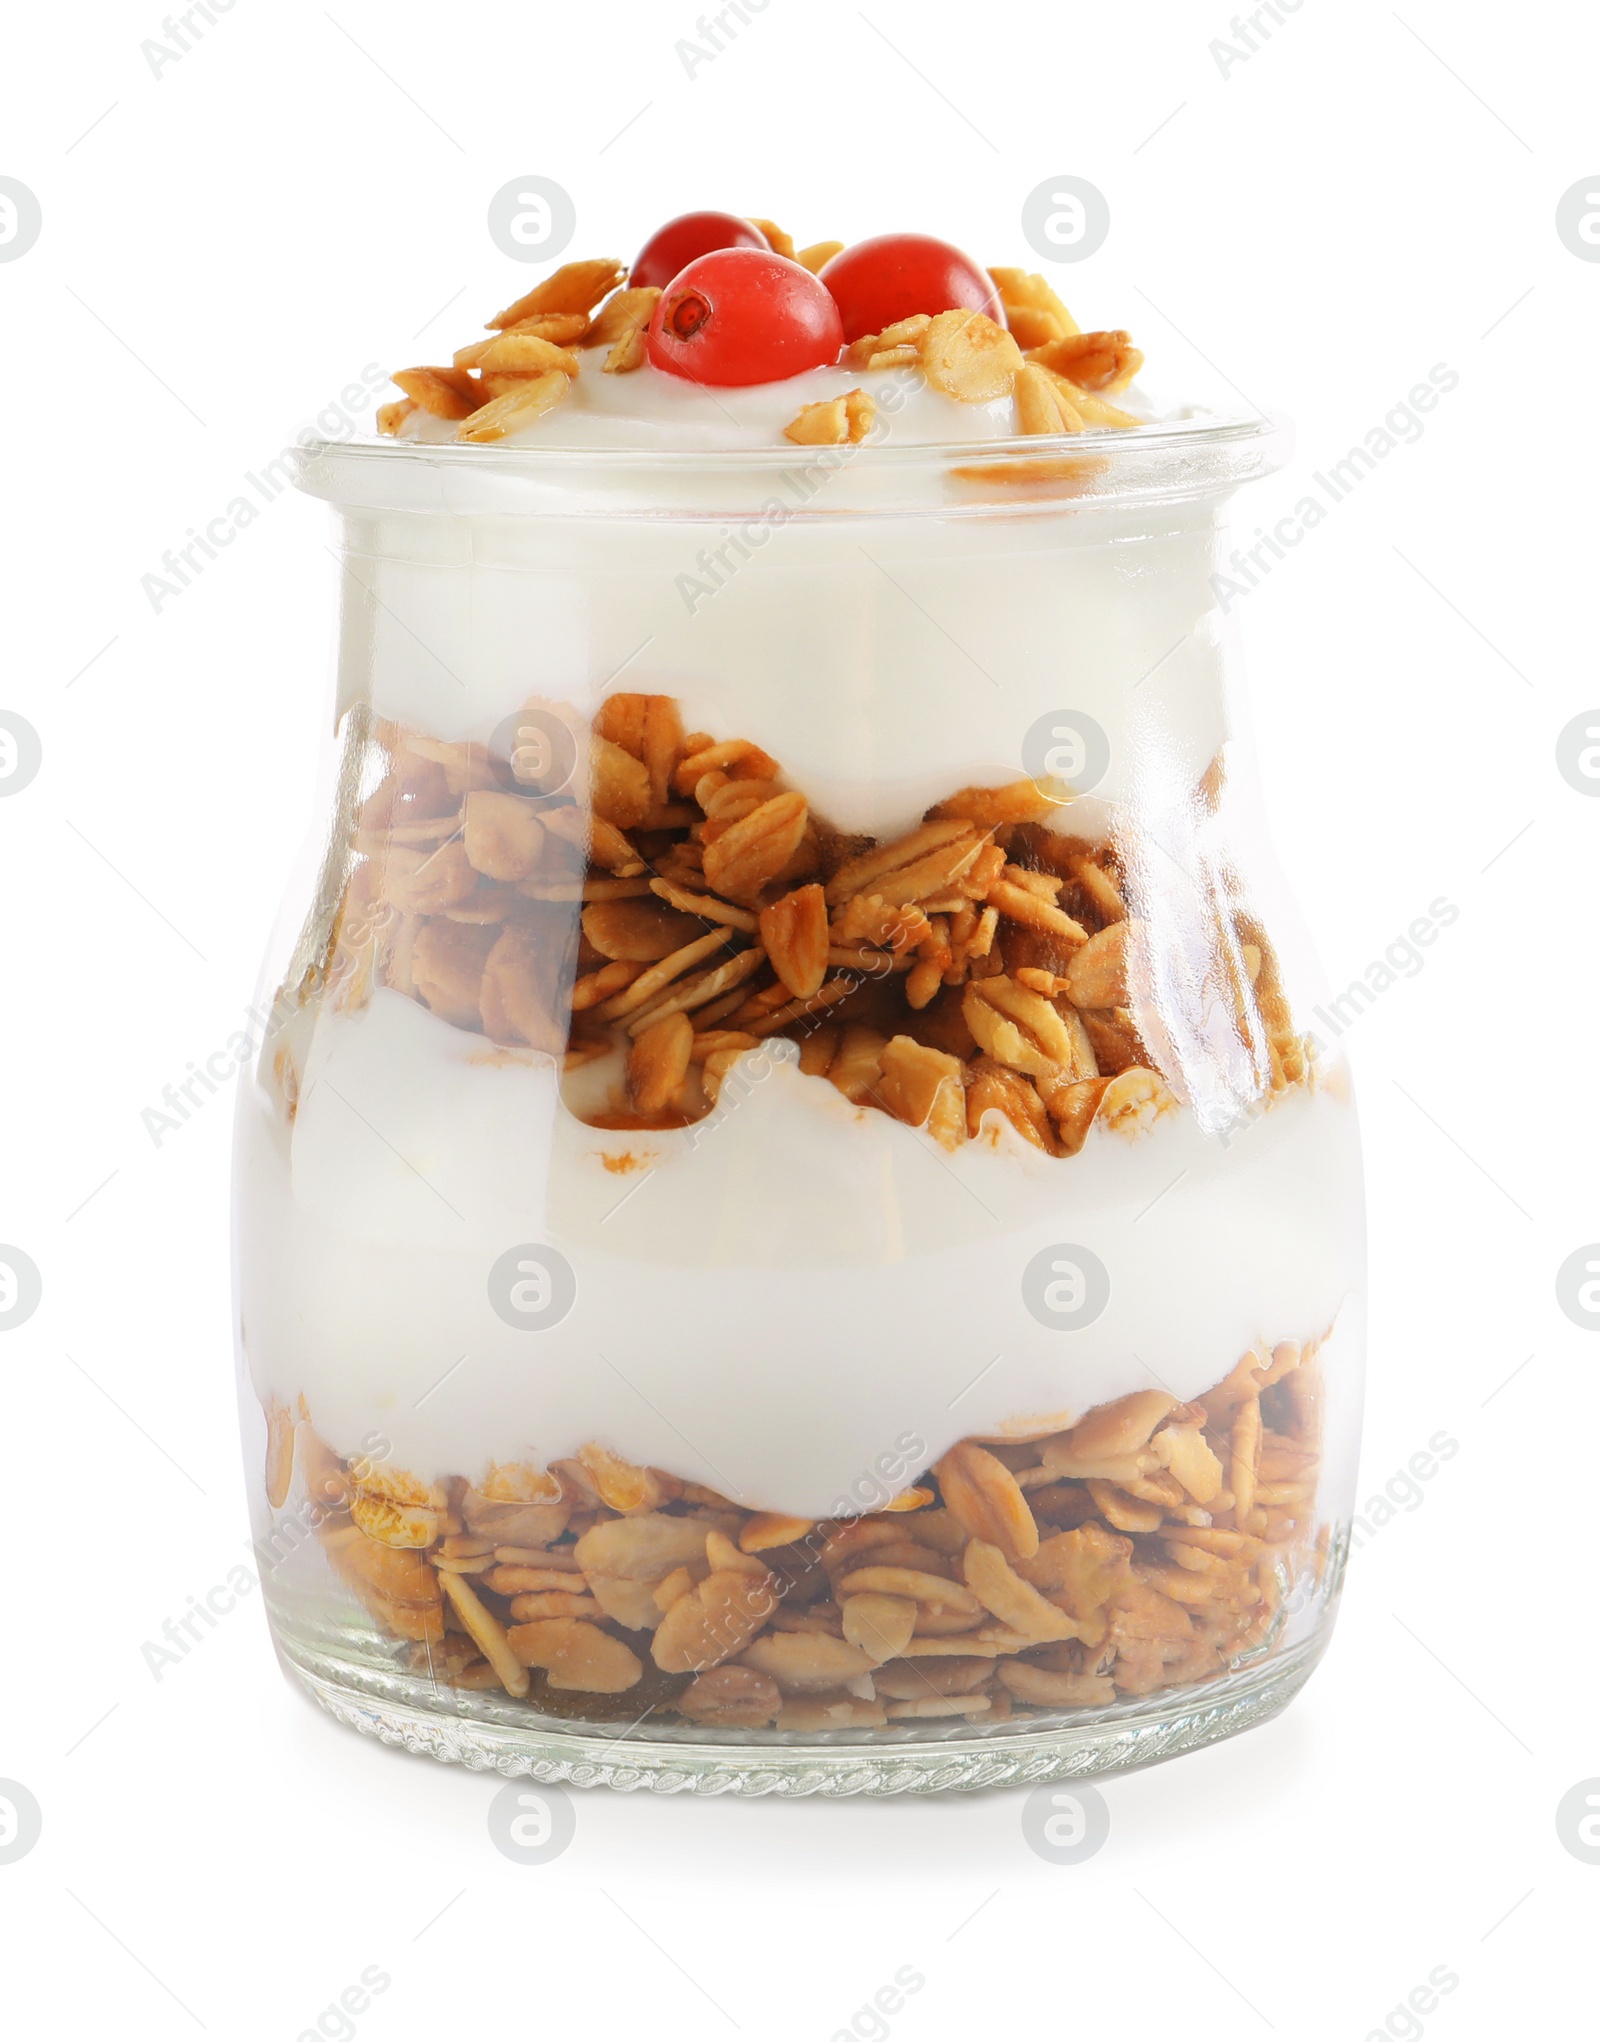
[{"x1": 235, "y1": 210, "x2": 1364, "y2": 1791}]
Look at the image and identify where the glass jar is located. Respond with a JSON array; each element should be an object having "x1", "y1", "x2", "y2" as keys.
[{"x1": 234, "y1": 420, "x2": 1364, "y2": 1794}]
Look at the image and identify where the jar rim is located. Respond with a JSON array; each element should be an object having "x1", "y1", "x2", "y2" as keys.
[{"x1": 293, "y1": 410, "x2": 1288, "y2": 519}]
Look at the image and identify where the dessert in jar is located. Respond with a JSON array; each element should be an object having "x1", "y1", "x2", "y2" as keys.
[{"x1": 234, "y1": 208, "x2": 1364, "y2": 1792}]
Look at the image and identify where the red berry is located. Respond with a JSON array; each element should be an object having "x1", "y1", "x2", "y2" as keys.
[
  {"x1": 647, "y1": 249, "x2": 845, "y2": 387},
  {"x1": 819, "y1": 234, "x2": 1003, "y2": 344},
  {"x1": 631, "y1": 210, "x2": 770, "y2": 292}
]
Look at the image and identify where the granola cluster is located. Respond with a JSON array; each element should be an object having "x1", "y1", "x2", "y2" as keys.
[
  {"x1": 327, "y1": 697, "x2": 1309, "y2": 1155},
  {"x1": 264, "y1": 1337, "x2": 1326, "y2": 1730},
  {"x1": 374, "y1": 226, "x2": 1147, "y2": 449}
]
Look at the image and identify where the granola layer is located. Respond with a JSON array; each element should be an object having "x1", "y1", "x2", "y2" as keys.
[
  {"x1": 264, "y1": 1337, "x2": 1329, "y2": 1731},
  {"x1": 318, "y1": 696, "x2": 1312, "y2": 1154}
]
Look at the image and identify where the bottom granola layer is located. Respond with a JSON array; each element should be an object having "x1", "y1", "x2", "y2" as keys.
[{"x1": 260, "y1": 1340, "x2": 1328, "y2": 1733}]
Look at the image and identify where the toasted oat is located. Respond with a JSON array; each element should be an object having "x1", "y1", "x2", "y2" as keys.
[
  {"x1": 836, "y1": 1567, "x2": 981, "y2": 1612},
  {"x1": 963, "y1": 975, "x2": 1079, "y2": 1081},
  {"x1": 844, "y1": 314, "x2": 933, "y2": 370},
  {"x1": 376, "y1": 398, "x2": 417, "y2": 436},
  {"x1": 870, "y1": 1656, "x2": 992, "y2": 1699},
  {"x1": 375, "y1": 839, "x2": 477, "y2": 916},
  {"x1": 652, "y1": 1567, "x2": 779, "y2": 1673},
  {"x1": 744, "y1": 976, "x2": 859, "y2": 1038},
  {"x1": 927, "y1": 780, "x2": 1053, "y2": 829},
  {"x1": 738, "y1": 1630, "x2": 878, "y2": 1693},
  {"x1": 349, "y1": 1489, "x2": 440, "y2": 1549},
  {"x1": 938, "y1": 1437, "x2": 1053, "y2": 1560},
  {"x1": 841, "y1": 1593, "x2": 918, "y2": 1664},
  {"x1": 571, "y1": 961, "x2": 643, "y2": 1011},
  {"x1": 966, "y1": 1059, "x2": 1054, "y2": 1152},
  {"x1": 626, "y1": 946, "x2": 767, "y2": 1035},
  {"x1": 833, "y1": 893, "x2": 929, "y2": 953},
  {"x1": 429, "y1": 1548, "x2": 494, "y2": 1575},
  {"x1": 935, "y1": 1441, "x2": 1040, "y2": 1562},
  {"x1": 702, "y1": 791, "x2": 810, "y2": 904},
  {"x1": 478, "y1": 925, "x2": 564, "y2": 1051},
  {"x1": 575, "y1": 1512, "x2": 714, "y2": 1630},
  {"x1": 1027, "y1": 331, "x2": 1144, "y2": 394},
  {"x1": 1231, "y1": 1397, "x2": 1262, "y2": 1525},
  {"x1": 593, "y1": 929, "x2": 737, "y2": 1022},
  {"x1": 1098, "y1": 1066, "x2": 1178, "y2": 1140},
  {"x1": 1040, "y1": 369, "x2": 1141, "y2": 430},
  {"x1": 642, "y1": 891, "x2": 752, "y2": 951},
  {"x1": 1049, "y1": 1390, "x2": 1176, "y2": 1471},
  {"x1": 506, "y1": 1616, "x2": 643, "y2": 1692},
  {"x1": 883, "y1": 1486, "x2": 936, "y2": 1514},
  {"x1": 701, "y1": 1527, "x2": 766, "y2": 1577},
  {"x1": 1085, "y1": 1479, "x2": 1165, "y2": 1534},
  {"x1": 582, "y1": 285, "x2": 661, "y2": 372},
  {"x1": 963, "y1": 1538, "x2": 1081, "y2": 1642},
  {"x1": 796, "y1": 239, "x2": 845, "y2": 274},
  {"x1": 875, "y1": 1037, "x2": 966, "y2": 1149},
  {"x1": 264, "y1": 1398, "x2": 295, "y2": 1509},
  {"x1": 489, "y1": 260, "x2": 627, "y2": 329},
  {"x1": 885, "y1": 1634, "x2": 1007, "y2": 1661},
  {"x1": 455, "y1": 371, "x2": 570, "y2": 442},
  {"x1": 588, "y1": 734, "x2": 653, "y2": 830},
  {"x1": 652, "y1": 1566, "x2": 695, "y2": 1613},
  {"x1": 987, "y1": 269, "x2": 1080, "y2": 346},
  {"x1": 673, "y1": 737, "x2": 780, "y2": 790},
  {"x1": 825, "y1": 819, "x2": 981, "y2": 908},
  {"x1": 478, "y1": 313, "x2": 591, "y2": 354},
  {"x1": 1067, "y1": 852, "x2": 1127, "y2": 923},
  {"x1": 392, "y1": 365, "x2": 481, "y2": 420},
  {"x1": 827, "y1": 1024, "x2": 888, "y2": 1104},
  {"x1": 776, "y1": 1693, "x2": 888, "y2": 1730},
  {"x1": 583, "y1": 898, "x2": 704, "y2": 963},
  {"x1": 488, "y1": 1565, "x2": 586, "y2": 1598},
  {"x1": 838, "y1": 1539, "x2": 956, "y2": 1579},
  {"x1": 746, "y1": 215, "x2": 795, "y2": 259},
  {"x1": 797, "y1": 1024, "x2": 841, "y2": 1076},
  {"x1": 436, "y1": 1570, "x2": 531, "y2": 1698},
  {"x1": 783, "y1": 390, "x2": 874, "y2": 445},
  {"x1": 679, "y1": 1664, "x2": 782, "y2": 1726},
  {"x1": 1014, "y1": 362, "x2": 1084, "y2": 436},
  {"x1": 506, "y1": 1590, "x2": 601, "y2": 1620},
  {"x1": 919, "y1": 310, "x2": 1025, "y2": 402},
  {"x1": 739, "y1": 1512, "x2": 816, "y2": 1552},
  {"x1": 843, "y1": 388, "x2": 878, "y2": 441},
  {"x1": 1065, "y1": 919, "x2": 1134, "y2": 1009},
  {"x1": 462, "y1": 790, "x2": 543, "y2": 882},
  {"x1": 759, "y1": 884, "x2": 829, "y2": 1000},
  {"x1": 1150, "y1": 1422, "x2": 1224, "y2": 1504},
  {"x1": 783, "y1": 396, "x2": 851, "y2": 446},
  {"x1": 576, "y1": 1441, "x2": 667, "y2": 1516},
  {"x1": 626, "y1": 1011, "x2": 694, "y2": 1115},
  {"x1": 327, "y1": 1517, "x2": 432, "y2": 1581},
  {"x1": 997, "y1": 1663, "x2": 1115, "y2": 1707},
  {"x1": 885, "y1": 1694, "x2": 992, "y2": 1719},
  {"x1": 474, "y1": 332, "x2": 582, "y2": 378}
]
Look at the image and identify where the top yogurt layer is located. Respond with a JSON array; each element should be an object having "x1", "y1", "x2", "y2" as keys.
[{"x1": 394, "y1": 359, "x2": 1070, "y2": 450}]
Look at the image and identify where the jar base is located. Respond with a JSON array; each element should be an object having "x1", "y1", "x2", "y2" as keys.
[{"x1": 278, "y1": 1629, "x2": 1328, "y2": 1797}]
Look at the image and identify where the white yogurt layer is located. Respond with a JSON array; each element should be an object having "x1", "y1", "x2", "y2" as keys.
[
  {"x1": 238, "y1": 989, "x2": 1362, "y2": 1518},
  {"x1": 395, "y1": 356, "x2": 1156, "y2": 452},
  {"x1": 334, "y1": 493, "x2": 1234, "y2": 848}
]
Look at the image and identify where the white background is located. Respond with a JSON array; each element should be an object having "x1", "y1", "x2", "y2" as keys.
[{"x1": 2, "y1": 0, "x2": 1596, "y2": 2035}]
